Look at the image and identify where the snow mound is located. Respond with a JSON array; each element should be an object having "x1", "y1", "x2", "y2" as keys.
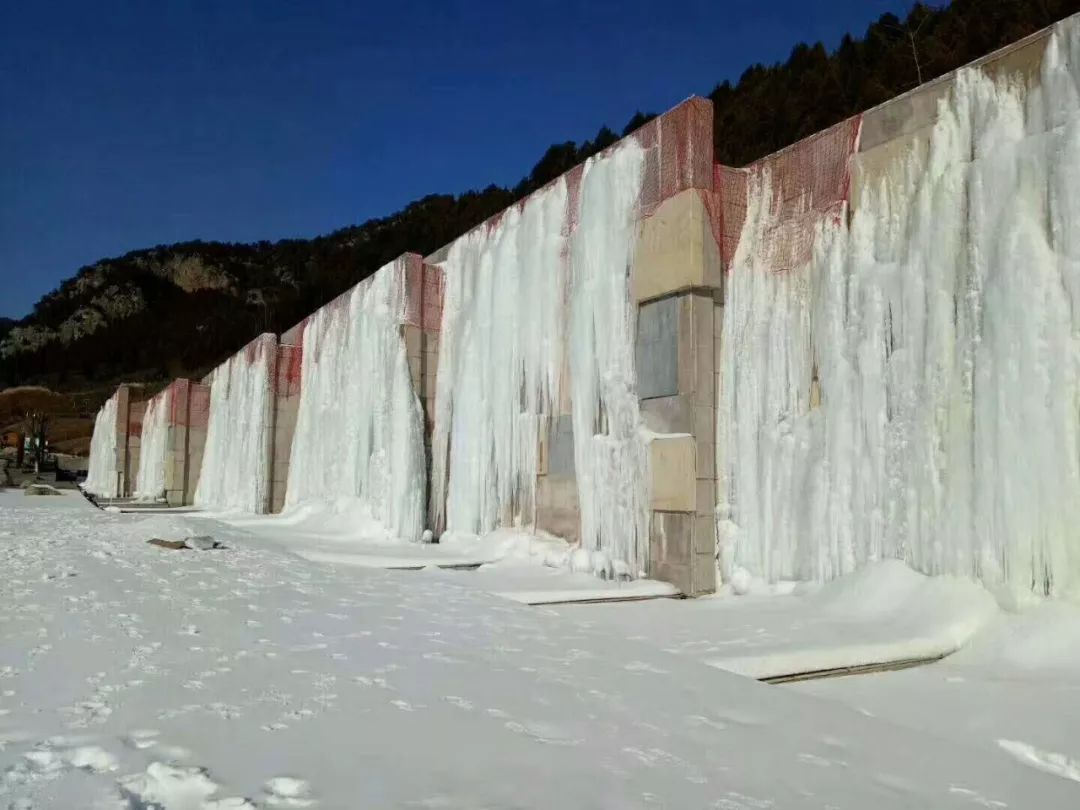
[{"x1": 708, "y1": 561, "x2": 999, "y2": 679}]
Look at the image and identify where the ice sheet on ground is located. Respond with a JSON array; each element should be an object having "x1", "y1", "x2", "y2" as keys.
[
  {"x1": 554, "y1": 560, "x2": 998, "y2": 679},
  {"x1": 4, "y1": 492, "x2": 1080, "y2": 808}
]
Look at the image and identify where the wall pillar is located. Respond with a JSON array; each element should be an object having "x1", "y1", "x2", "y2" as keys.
[
  {"x1": 632, "y1": 186, "x2": 723, "y2": 595},
  {"x1": 401, "y1": 255, "x2": 443, "y2": 532},
  {"x1": 269, "y1": 340, "x2": 302, "y2": 513}
]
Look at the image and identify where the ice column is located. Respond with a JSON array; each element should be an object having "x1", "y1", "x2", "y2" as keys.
[
  {"x1": 195, "y1": 341, "x2": 274, "y2": 513},
  {"x1": 718, "y1": 17, "x2": 1080, "y2": 600},
  {"x1": 133, "y1": 388, "x2": 170, "y2": 501},
  {"x1": 285, "y1": 265, "x2": 425, "y2": 541},
  {"x1": 85, "y1": 393, "x2": 120, "y2": 498}
]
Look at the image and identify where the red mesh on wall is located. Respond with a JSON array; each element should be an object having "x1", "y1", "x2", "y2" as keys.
[
  {"x1": 402, "y1": 254, "x2": 444, "y2": 334},
  {"x1": 719, "y1": 116, "x2": 861, "y2": 273},
  {"x1": 187, "y1": 383, "x2": 211, "y2": 430},
  {"x1": 635, "y1": 97, "x2": 713, "y2": 218},
  {"x1": 128, "y1": 400, "x2": 147, "y2": 435},
  {"x1": 275, "y1": 344, "x2": 303, "y2": 398},
  {"x1": 713, "y1": 164, "x2": 749, "y2": 269},
  {"x1": 167, "y1": 380, "x2": 187, "y2": 426}
]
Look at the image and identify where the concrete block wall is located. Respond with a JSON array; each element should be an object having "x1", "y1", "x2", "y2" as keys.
[{"x1": 84, "y1": 18, "x2": 1065, "y2": 592}]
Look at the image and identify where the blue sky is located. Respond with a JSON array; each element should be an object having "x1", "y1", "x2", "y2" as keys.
[{"x1": 1, "y1": 0, "x2": 907, "y2": 318}]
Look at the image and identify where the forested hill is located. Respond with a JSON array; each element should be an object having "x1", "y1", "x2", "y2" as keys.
[{"x1": 4, "y1": 0, "x2": 1077, "y2": 396}]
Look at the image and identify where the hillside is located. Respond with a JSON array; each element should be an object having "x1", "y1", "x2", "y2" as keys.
[{"x1": 4, "y1": 0, "x2": 1078, "y2": 398}]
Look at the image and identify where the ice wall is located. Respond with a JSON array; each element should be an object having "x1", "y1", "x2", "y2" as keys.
[
  {"x1": 569, "y1": 144, "x2": 651, "y2": 575},
  {"x1": 195, "y1": 339, "x2": 274, "y2": 513},
  {"x1": 432, "y1": 178, "x2": 568, "y2": 535},
  {"x1": 133, "y1": 388, "x2": 170, "y2": 501},
  {"x1": 85, "y1": 393, "x2": 120, "y2": 498},
  {"x1": 433, "y1": 139, "x2": 649, "y2": 573},
  {"x1": 285, "y1": 264, "x2": 425, "y2": 541},
  {"x1": 718, "y1": 17, "x2": 1080, "y2": 601}
]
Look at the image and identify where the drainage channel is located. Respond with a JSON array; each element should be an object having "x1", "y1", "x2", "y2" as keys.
[{"x1": 761, "y1": 654, "x2": 949, "y2": 685}]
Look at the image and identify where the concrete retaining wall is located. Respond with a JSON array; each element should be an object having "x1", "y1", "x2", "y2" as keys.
[{"x1": 85, "y1": 14, "x2": 1070, "y2": 595}]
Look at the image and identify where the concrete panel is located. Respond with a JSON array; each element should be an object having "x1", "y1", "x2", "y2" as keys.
[
  {"x1": 631, "y1": 189, "x2": 723, "y2": 303},
  {"x1": 649, "y1": 435, "x2": 696, "y2": 512},
  {"x1": 636, "y1": 297, "x2": 679, "y2": 400},
  {"x1": 649, "y1": 511, "x2": 716, "y2": 597},
  {"x1": 547, "y1": 415, "x2": 575, "y2": 478},
  {"x1": 649, "y1": 511, "x2": 692, "y2": 594},
  {"x1": 536, "y1": 474, "x2": 580, "y2": 545}
]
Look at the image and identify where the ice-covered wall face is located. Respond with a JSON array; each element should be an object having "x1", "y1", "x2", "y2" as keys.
[
  {"x1": 85, "y1": 394, "x2": 120, "y2": 498},
  {"x1": 718, "y1": 18, "x2": 1080, "y2": 602},
  {"x1": 195, "y1": 341, "x2": 274, "y2": 513},
  {"x1": 285, "y1": 265, "x2": 425, "y2": 541},
  {"x1": 569, "y1": 145, "x2": 650, "y2": 575},
  {"x1": 133, "y1": 388, "x2": 170, "y2": 501},
  {"x1": 432, "y1": 178, "x2": 568, "y2": 536},
  {"x1": 433, "y1": 140, "x2": 649, "y2": 573}
]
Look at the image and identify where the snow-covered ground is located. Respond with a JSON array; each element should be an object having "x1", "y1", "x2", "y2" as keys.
[
  {"x1": 553, "y1": 561, "x2": 1001, "y2": 679},
  {"x1": 3, "y1": 492, "x2": 1080, "y2": 808}
]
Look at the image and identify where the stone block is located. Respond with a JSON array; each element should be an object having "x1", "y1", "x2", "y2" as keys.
[
  {"x1": 536, "y1": 474, "x2": 580, "y2": 545},
  {"x1": 690, "y1": 552, "x2": 718, "y2": 596},
  {"x1": 641, "y1": 395, "x2": 692, "y2": 435},
  {"x1": 648, "y1": 435, "x2": 696, "y2": 512},
  {"x1": 631, "y1": 189, "x2": 722, "y2": 303},
  {"x1": 692, "y1": 294, "x2": 713, "y2": 351},
  {"x1": 693, "y1": 405, "x2": 713, "y2": 444},
  {"x1": 695, "y1": 479, "x2": 715, "y2": 515},
  {"x1": 693, "y1": 513, "x2": 716, "y2": 555}
]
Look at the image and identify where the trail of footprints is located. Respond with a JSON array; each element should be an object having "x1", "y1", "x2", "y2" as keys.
[{"x1": 1, "y1": 730, "x2": 316, "y2": 809}]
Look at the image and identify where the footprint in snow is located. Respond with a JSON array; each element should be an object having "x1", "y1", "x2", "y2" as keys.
[{"x1": 265, "y1": 776, "x2": 316, "y2": 807}]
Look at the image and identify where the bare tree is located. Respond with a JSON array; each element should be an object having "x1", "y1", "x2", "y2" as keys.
[
  {"x1": 0, "y1": 387, "x2": 75, "y2": 471},
  {"x1": 887, "y1": 3, "x2": 932, "y2": 87}
]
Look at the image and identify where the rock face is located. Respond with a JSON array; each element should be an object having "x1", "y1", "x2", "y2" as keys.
[{"x1": 1, "y1": 251, "x2": 236, "y2": 359}]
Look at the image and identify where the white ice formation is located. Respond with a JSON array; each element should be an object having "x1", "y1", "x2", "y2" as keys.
[
  {"x1": 133, "y1": 388, "x2": 170, "y2": 501},
  {"x1": 85, "y1": 392, "x2": 120, "y2": 498},
  {"x1": 285, "y1": 263, "x2": 425, "y2": 541},
  {"x1": 195, "y1": 339, "x2": 274, "y2": 513},
  {"x1": 433, "y1": 139, "x2": 650, "y2": 575},
  {"x1": 717, "y1": 17, "x2": 1080, "y2": 601}
]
